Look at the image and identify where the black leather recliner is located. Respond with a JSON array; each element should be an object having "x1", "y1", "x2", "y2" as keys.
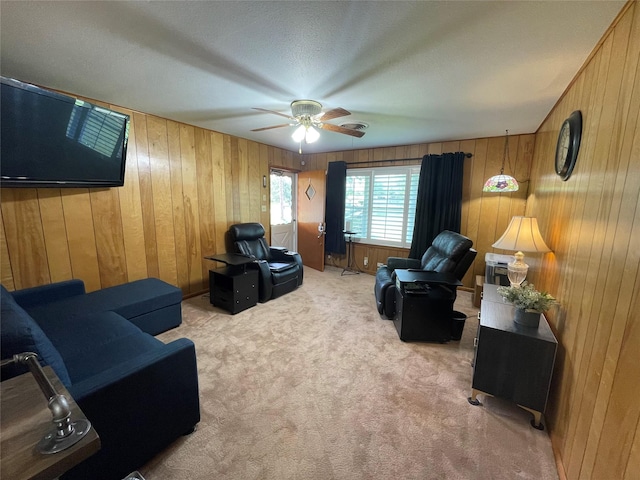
[
  {"x1": 227, "y1": 223, "x2": 303, "y2": 302},
  {"x1": 374, "y1": 230, "x2": 477, "y2": 319}
]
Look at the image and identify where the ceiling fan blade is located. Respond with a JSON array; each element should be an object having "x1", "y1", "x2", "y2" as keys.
[
  {"x1": 318, "y1": 107, "x2": 351, "y2": 121},
  {"x1": 252, "y1": 107, "x2": 295, "y2": 120},
  {"x1": 251, "y1": 123, "x2": 291, "y2": 132},
  {"x1": 320, "y1": 123, "x2": 365, "y2": 138}
]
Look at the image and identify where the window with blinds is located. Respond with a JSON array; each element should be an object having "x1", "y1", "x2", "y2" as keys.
[{"x1": 345, "y1": 165, "x2": 421, "y2": 248}]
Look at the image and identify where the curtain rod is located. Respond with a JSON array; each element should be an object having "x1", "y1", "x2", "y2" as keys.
[{"x1": 346, "y1": 152, "x2": 472, "y2": 166}]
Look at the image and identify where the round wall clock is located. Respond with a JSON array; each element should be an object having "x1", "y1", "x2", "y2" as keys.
[{"x1": 555, "y1": 110, "x2": 582, "y2": 181}]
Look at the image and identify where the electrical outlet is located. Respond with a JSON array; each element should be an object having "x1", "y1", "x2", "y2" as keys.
[{"x1": 363, "y1": 256, "x2": 368, "y2": 267}]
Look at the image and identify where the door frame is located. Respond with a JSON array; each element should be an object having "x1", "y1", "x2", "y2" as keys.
[{"x1": 269, "y1": 168, "x2": 298, "y2": 251}]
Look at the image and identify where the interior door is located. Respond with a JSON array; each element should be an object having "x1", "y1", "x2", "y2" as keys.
[
  {"x1": 297, "y1": 170, "x2": 326, "y2": 271},
  {"x1": 270, "y1": 170, "x2": 296, "y2": 251}
]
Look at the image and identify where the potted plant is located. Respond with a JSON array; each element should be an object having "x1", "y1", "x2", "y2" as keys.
[{"x1": 496, "y1": 282, "x2": 556, "y2": 327}]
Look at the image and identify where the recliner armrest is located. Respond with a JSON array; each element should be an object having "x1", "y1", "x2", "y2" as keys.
[
  {"x1": 270, "y1": 249, "x2": 303, "y2": 286},
  {"x1": 387, "y1": 257, "x2": 421, "y2": 271}
]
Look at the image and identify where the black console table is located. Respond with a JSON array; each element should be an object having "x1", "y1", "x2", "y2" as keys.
[
  {"x1": 205, "y1": 253, "x2": 258, "y2": 314},
  {"x1": 394, "y1": 270, "x2": 462, "y2": 342},
  {"x1": 468, "y1": 283, "x2": 557, "y2": 429}
]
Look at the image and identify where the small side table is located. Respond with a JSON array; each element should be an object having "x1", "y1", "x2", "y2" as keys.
[
  {"x1": 1, "y1": 367, "x2": 100, "y2": 480},
  {"x1": 205, "y1": 253, "x2": 258, "y2": 314}
]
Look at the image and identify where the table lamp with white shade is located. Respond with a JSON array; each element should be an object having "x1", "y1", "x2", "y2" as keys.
[{"x1": 492, "y1": 216, "x2": 551, "y2": 286}]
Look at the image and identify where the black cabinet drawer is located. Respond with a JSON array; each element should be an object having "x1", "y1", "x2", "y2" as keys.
[{"x1": 209, "y1": 268, "x2": 258, "y2": 314}]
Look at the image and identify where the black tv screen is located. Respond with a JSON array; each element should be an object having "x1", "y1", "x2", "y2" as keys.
[{"x1": 1, "y1": 76, "x2": 130, "y2": 188}]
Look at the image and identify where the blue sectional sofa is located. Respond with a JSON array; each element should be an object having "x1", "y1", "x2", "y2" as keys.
[{"x1": 1, "y1": 278, "x2": 200, "y2": 480}]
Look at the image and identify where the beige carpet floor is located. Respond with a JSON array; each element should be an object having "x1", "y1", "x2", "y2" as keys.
[{"x1": 142, "y1": 266, "x2": 559, "y2": 480}]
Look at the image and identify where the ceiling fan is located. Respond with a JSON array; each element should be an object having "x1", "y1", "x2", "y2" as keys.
[{"x1": 251, "y1": 100, "x2": 365, "y2": 151}]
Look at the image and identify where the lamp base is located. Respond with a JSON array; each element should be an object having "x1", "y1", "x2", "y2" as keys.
[
  {"x1": 37, "y1": 419, "x2": 92, "y2": 454},
  {"x1": 507, "y1": 252, "x2": 528, "y2": 287}
]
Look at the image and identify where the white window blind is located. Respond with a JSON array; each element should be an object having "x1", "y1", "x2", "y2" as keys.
[{"x1": 345, "y1": 165, "x2": 421, "y2": 248}]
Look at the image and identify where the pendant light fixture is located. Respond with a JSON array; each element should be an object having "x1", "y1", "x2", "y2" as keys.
[{"x1": 483, "y1": 130, "x2": 519, "y2": 192}]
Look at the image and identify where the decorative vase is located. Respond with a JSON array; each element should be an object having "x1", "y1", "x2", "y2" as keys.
[{"x1": 514, "y1": 308, "x2": 541, "y2": 328}]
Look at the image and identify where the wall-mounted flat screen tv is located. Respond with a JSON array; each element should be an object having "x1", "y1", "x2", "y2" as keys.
[{"x1": 1, "y1": 76, "x2": 130, "y2": 188}]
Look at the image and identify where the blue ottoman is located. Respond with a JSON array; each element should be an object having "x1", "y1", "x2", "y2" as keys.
[{"x1": 24, "y1": 278, "x2": 183, "y2": 336}]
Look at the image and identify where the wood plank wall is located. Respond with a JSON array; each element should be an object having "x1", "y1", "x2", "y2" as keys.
[
  {"x1": 1, "y1": 102, "x2": 299, "y2": 296},
  {"x1": 299, "y1": 133, "x2": 535, "y2": 291},
  {"x1": 525, "y1": 2, "x2": 639, "y2": 479}
]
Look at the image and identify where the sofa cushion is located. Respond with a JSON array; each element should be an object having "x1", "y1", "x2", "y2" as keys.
[
  {"x1": 42, "y1": 310, "x2": 165, "y2": 384},
  {"x1": 25, "y1": 278, "x2": 182, "y2": 335},
  {"x1": 0, "y1": 285, "x2": 71, "y2": 386}
]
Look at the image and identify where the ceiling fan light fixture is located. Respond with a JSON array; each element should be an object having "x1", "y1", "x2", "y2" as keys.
[
  {"x1": 305, "y1": 126, "x2": 320, "y2": 143},
  {"x1": 292, "y1": 125, "x2": 306, "y2": 143},
  {"x1": 291, "y1": 100, "x2": 322, "y2": 118}
]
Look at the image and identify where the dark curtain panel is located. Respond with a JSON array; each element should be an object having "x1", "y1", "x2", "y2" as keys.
[
  {"x1": 324, "y1": 161, "x2": 347, "y2": 255},
  {"x1": 408, "y1": 152, "x2": 466, "y2": 258}
]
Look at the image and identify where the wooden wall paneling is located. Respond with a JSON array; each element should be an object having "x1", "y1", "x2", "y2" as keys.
[
  {"x1": 582, "y1": 13, "x2": 639, "y2": 478},
  {"x1": 408, "y1": 144, "x2": 422, "y2": 162},
  {"x1": 342, "y1": 150, "x2": 354, "y2": 167},
  {"x1": 298, "y1": 153, "x2": 310, "y2": 171},
  {"x1": 459, "y1": 139, "x2": 478, "y2": 288},
  {"x1": 285, "y1": 149, "x2": 298, "y2": 170},
  {"x1": 178, "y1": 124, "x2": 203, "y2": 294},
  {"x1": 90, "y1": 188, "x2": 127, "y2": 288},
  {"x1": 60, "y1": 189, "x2": 101, "y2": 292},
  {"x1": 492, "y1": 137, "x2": 517, "y2": 248},
  {"x1": 372, "y1": 146, "x2": 386, "y2": 166},
  {"x1": 258, "y1": 144, "x2": 270, "y2": 231},
  {"x1": 314, "y1": 153, "x2": 327, "y2": 171},
  {"x1": 471, "y1": 138, "x2": 497, "y2": 276},
  {"x1": 114, "y1": 107, "x2": 148, "y2": 283},
  {"x1": 132, "y1": 112, "x2": 160, "y2": 279},
  {"x1": 223, "y1": 135, "x2": 235, "y2": 229},
  {"x1": 427, "y1": 142, "x2": 443, "y2": 156},
  {"x1": 36, "y1": 189, "x2": 72, "y2": 283},
  {"x1": 167, "y1": 120, "x2": 189, "y2": 294},
  {"x1": 562, "y1": 31, "x2": 622, "y2": 479},
  {"x1": 0, "y1": 189, "x2": 50, "y2": 289},
  {"x1": 229, "y1": 137, "x2": 241, "y2": 222},
  {"x1": 462, "y1": 139, "x2": 481, "y2": 247},
  {"x1": 195, "y1": 128, "x2": 215, "y2": 289},
  {"x1": 211, "y1": 132, "x2": 229, "y2": 255},
  {"x1": 590, "y1": 165, "x2": 640, "y2": 478},
  {"x1": 236, "y1": 138, "x2": 250, "y2": 222},
  {"x1": 394, "y1": 145, "x2": 411, "y2": 165},
  {"x1": 147, "y1": 116, "x2": 178, "y2": 286},
  {"x1": 540, "y1": 69, "x2": 595, "y2": 460},
  {"x1": 0, "y1": 208, "x2": 15, "y2": 290},
  {"x1": 510, "y1": 134, "x2": 532, "y2": 217},
  {"x1": 623, "y1": 368, "x2": 640, "y2": 480},
  {"x1": 326, "y1": 151, "x2": 337, "y2": 169},
  {"x1": 247, "y1": 141, "x2": 261, "y2": 223}
]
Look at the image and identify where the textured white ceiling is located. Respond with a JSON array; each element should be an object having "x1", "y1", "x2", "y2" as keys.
[{"x1": 0, "y1": 1, "x2": 625, "y2": 154}]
